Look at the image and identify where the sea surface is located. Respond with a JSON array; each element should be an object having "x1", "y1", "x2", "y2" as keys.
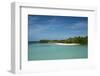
[{"x1": 28, "y1": 43, "x2": 88, "y2": 61}]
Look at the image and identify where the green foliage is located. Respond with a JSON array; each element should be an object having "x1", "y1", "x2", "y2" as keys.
[
  {"x1": 65, "y1": 36, "x2": 88, "y2": 44},
  {"x1": 39, "y1": 36, "x2": 88, "y2": 45},
  {"x1": 40, "y1": 40, "x2": 49, "y2": 43}
]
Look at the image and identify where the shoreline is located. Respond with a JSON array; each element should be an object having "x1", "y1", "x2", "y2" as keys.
[
  {"x1": 29, "y1": 42, "x2": 81, "y2": 45},
  {"x1": 54, "y1": 43, "x2": 80, "y2": 45}
]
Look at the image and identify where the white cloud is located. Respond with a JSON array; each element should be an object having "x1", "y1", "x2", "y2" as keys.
[
  {"x1": 29, "y1": 24, "x2": 50, "y2": 35},
  {"x1": 64, "y1": 21, "x2": 87, "y2": 30}
]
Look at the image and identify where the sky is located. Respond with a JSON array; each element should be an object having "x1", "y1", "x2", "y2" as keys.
[{"x1": 28, "y1": 15, "x2": 88, "y2": 41}]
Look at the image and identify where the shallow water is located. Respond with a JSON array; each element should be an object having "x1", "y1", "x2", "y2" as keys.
[{"x1": 28, "y1": 43, "x2": 88, "y2": 61}]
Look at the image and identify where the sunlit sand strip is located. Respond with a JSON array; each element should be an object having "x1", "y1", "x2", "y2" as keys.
[{"x1": 54, "y1": 43, "x2": 80, "y2": 45}]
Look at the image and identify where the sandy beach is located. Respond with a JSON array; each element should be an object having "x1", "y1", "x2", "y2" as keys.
[{"x1": 54, "y1": 43, "x2": 80, "y2": 45}]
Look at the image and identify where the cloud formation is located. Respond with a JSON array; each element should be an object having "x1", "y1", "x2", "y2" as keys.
[{"x1": 28, "y1": 15, "x2": 88, "y2": 41}]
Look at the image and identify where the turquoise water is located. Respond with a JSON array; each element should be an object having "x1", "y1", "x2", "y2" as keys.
[{"x1": 28, "y1": 43, "x2": 88, "y2": 61}]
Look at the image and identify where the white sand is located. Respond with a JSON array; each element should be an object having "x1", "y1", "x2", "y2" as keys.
[{"x1": 54, "y1": 43, "x2": 80, "y2": 45}]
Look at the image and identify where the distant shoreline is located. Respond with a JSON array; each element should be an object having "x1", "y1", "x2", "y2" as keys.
[
  {"x1": 29, "y1": 42, "x2": 80, "y2": 45},
  {"x1": 54, "y1": 43, "x2": 80, "y2": 45},
  {"x1": 29, "y1": 36, "x2": 88, "y2": 45}
]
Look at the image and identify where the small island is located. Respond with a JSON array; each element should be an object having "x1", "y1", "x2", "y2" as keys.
[{"x1": 29, "y1": 36, "x2": 88, "y2": 45}]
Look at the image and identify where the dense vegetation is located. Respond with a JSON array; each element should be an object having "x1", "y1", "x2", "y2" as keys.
[{"x1": 38, "y1": 36, "x2": 88, "y2": 45}]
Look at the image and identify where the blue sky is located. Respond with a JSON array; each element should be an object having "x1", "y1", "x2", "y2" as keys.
[{"x1": 28, "y1": 15, "x2": 88, "y2": 41}]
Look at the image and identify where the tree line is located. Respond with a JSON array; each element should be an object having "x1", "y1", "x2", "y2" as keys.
[{"x1": 39, "y1": 36, "x2": 88, "y2": 45}]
